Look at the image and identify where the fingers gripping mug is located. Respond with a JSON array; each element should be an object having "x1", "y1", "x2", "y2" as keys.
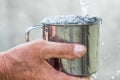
[{"x1": 25, "y1": 15, "x2": 101, "y2": 76}]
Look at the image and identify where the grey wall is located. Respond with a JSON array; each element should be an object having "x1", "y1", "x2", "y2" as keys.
[{"x1": 0, "y1": 0, "x2": 120, "y2": 79}]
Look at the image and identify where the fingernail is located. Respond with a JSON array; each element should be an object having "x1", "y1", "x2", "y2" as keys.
[{"x1": 74, "y1": 44, "x2": 86, "y2": 55}]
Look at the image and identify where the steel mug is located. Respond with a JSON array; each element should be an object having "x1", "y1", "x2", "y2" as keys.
[{"x1": 25, "y1": 20, "x2": 100, "y2": 77}]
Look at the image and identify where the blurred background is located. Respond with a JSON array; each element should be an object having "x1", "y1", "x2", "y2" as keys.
[{"x1": 0, "y1": 0, "x2": 120, "y2": 79}]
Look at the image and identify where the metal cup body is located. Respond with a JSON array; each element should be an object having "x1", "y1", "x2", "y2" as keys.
[{"x1": 43, "y1": 23, "x2": 100, "y2": 76}]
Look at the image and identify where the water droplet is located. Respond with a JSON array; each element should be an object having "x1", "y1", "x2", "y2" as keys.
[
  {"x1": 116, "y1": 70, "x2": 120, "y2": 76},
  {"x1": 111, "y1": 76, "x2": 115, "y2": 79},
  {"x1": 91, "y1": 74, "x2": 97, "y2": 80},
  {"x1": 102, "y1": 42, "x2": 105, "y2": 46},
  {"x1": 104, "y1": 54, "x2": 111, "y2": 60}
]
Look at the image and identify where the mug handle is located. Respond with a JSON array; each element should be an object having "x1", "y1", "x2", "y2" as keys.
[{"x1": 25, "y1": 24, "x2": 43, "y2": 42}]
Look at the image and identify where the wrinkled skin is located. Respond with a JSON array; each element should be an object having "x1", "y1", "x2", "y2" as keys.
[{"x1": 0, "y1": 39, "x2": 89, "y2": 80}]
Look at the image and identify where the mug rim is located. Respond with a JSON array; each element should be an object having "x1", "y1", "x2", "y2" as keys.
[{"x1": 43, "y1": 22, "x2": 100, "y2": 26}]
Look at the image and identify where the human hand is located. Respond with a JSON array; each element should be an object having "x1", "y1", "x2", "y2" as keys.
[{"x1": 0, "y1": 39, "x2": 89, "y2": 80}]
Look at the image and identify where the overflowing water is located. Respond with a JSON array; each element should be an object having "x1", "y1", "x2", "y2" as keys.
[{"x1": 42, "y1": 15, "x2": 101, "y2": 25}]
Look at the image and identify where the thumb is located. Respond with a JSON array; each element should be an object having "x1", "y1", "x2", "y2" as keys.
[{"x1": 35, "y1": 40, "x2": 86, "y2": 59}]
